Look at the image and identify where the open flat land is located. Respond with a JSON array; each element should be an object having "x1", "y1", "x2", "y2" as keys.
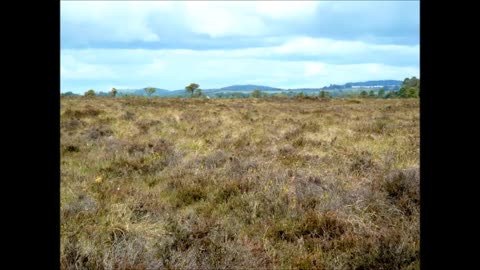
[{"x1": 61, "y1": 97, "x2": 419, "y2": 269}]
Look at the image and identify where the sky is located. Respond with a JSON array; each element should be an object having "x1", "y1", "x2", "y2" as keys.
[{"x1": 61, "y1": 1, "x2": 420, "y2": 93}]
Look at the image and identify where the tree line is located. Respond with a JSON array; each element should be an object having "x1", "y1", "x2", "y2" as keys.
[{"x1": 63, "y1": 77, "x2": 419, "y2": 99}]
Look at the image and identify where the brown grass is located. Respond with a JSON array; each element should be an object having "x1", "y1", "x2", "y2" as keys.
[{"x1": 61, "y1": 96, "x2": 419, "y2": 269}]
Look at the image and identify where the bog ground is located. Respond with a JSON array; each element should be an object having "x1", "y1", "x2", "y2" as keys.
[{"x1": 60, "y1": 97, "x2": 419, "y2": 270}]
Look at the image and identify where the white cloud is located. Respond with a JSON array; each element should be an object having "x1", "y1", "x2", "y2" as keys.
[
  {"x1": 304, "y1": 63, "x2": 326, "y2": 77},
  {"x1": 116, "y1": 36, "x2": 416, "y2": 65},
  {"x1": 61, "y1": 1, "x2": 175, "y2": 43},
  {"x1": 62, "y1": 1, "x2": 419, "y2": 48},
  {"x1": 272, "y1": 37, "x2": 419, "y2": 57},
  {"x1": 136, "y1": 58, "x2": 167, "y2": 77},
  {"x1": 61, "y1": 54, "x2": 116, "y2": 80},
  {"x1": 182, "y1": 1, "x2": 268, "y2": 37},
  {"x1": 274, "y1": 37, "x2": 365, "y2": 55},
  {"x1": 255, "y1": 1, "x2": 319, "y2": 19}
]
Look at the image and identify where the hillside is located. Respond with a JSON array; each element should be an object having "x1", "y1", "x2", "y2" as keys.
[{"x1": 219, "y1": 84, "x2": 283, "y2": 91}]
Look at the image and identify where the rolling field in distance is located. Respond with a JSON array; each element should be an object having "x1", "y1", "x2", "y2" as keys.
[{"x1": 61, "y1": 97, "x2": 419, "y2": 269}]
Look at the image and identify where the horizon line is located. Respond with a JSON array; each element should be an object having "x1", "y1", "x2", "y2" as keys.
[{"x1": 61, "y1": 78, "x2": 413, "y2": 93}]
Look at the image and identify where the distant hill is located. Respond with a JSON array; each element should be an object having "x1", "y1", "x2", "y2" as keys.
[
  {"x1": 320, "y1": 80, "x2": 402, "y2": 91},
  {"x1": 288, "y1": 80, "x2": 402, "y2": 92},
  {"x1": 219, "y1": 85, "x2": 283, "y2": 91}
]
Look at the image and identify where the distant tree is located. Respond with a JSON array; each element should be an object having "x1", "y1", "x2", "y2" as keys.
[
  {"x1": 110, "y1": 88, "x2": 118, "y2": 97},
  {"x1": 403, "y1": 77, "x2": 419, "y2": 88},
  {"x1": 378, "y1": 88, "x2": 386, "y2": 98},
  {"x1": 368, "y1": 90, "x2": 376, "y2": 98},
  {"x1": 319, "y1": 90, "x2": 328, "y2": 98},
  {"x1": 397, "y1": 87, "x2": 408, "y2": 98},
  {"x1": 84, "y1": 89, "x2": 96, "y2": 97},
  {"x1": 398, "y1": 77, "x2": 420, "y2": 98},
  {"x1": 251, "y1": 89, "x2": 263, "y2": 98},
  {"x1": 185, "y1": 83, "x2": 200, "y2": 97},
  {"x1": 297, "y1": 91, "x2": 305, "y2": 98},
  {"x1": 360, "y1": 90, "x2": 368, "y2": 98},
  {"x1": 407, "y1": 87, "x2": 419, "y2": 98},
  {"x1": 215, "y1": 93, "x2": 224, "y2": 98},
  {"x1": 144, "y1": 87, "x2": 156, "y2": 97}
]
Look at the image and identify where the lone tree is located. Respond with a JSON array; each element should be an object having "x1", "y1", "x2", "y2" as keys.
[
  {"x1": 144, "y1": 87, "x2": 156, "y2": 97},
  {"x1": 84, "y1": 89, "x2": 96, "y2": 97},
  {"x1": 368, "y1": 90, "x2": 376, "y2": 98},
  {"x1": 185, "y1": 83, "x2": 200, "y2": 97},
  {"x1": 360, "y1": 90, "x2": 368, "y2": 98},
  {"x1": 110, "y1": 88, "x2": 118, "y2": 97}
]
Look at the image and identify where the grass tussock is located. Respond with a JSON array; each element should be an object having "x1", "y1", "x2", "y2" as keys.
[{"x1": 61, "y1": 97, "x2": 419, "y2": 269}]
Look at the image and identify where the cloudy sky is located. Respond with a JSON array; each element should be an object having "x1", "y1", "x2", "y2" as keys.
[{"x1": 61, "y1": 1, "x2": 419, "y2": 93}]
